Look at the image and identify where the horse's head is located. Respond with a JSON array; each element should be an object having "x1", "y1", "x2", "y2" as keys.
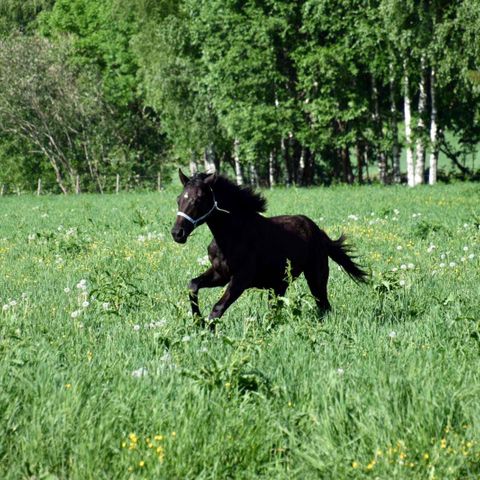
[{"x1": 171, "y1": 169, "x2": 218, "y2": 244}]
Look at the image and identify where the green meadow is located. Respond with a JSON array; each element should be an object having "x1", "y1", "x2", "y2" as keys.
[{"x1": 0, "y1": 183, "x2": 479, "y2": 479}]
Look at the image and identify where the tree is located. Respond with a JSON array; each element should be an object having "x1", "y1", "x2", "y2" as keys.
[{"x1": 0, "y1": 35, "x2": 113, "y2": 193}]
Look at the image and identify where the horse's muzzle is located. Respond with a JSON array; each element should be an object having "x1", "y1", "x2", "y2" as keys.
[{"x1": 171, "y1": 226, "x2": 188, "y2": 244}]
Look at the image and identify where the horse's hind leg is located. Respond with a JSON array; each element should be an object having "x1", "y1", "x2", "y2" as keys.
[
  {"x1": 188, "y1": 267, "x2": 228, "y2": 321},
  {"x1": 304, "y1": 254, "x2": 331, "y2": 315}
]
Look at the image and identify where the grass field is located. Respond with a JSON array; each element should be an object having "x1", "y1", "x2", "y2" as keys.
[{"x1": 1, "y1": 182, "x2": 479, "y2": 479}]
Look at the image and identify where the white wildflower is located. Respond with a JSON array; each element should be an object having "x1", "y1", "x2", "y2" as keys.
[
  {"x1": 64, "y1": 287, "x2": 71, "y2": 294},
  {"x1": 427, "y1": 244, "x2": 436, "y2": 253},
  {"x1": 439, "y1": 263, "x2": 446, "y2": 268},
  {"x1": 182, "y1": 335, "x2": 191, "y2": 342},
  {"x1": 463, "y1": 246, "x2": 469, "y2": 251},
  {"x1": 391, "y1": 267, "x2": 398, "y2": 272},
  {"x1": 400, "y1": 264, "x2": 407, "y2": 270},
  {"x1": 28, "y1": 233, "x2": 36, "y2": 242},
  {"x1": 9, "y1": 300, "x2": 17, "y2": 306},
  {"x1": 407, "y1": 263, "x2": 415, "y2": 270},
  {"x1": 82, "y1": 300, "x2": 90, "y2": 308},
  {"x1": 2, "y1": 304, "x2": 9, "y2": 312},
  {"x1": 399, "y1": 280, "x2": 406, "y2": 286},
  {"x1": 133, "y1": 324, "x2": 141, "y2": 331},
  {"x1": 197, "y1": 255, "x2": 210, "y2": 266},
  {"x1": 440, "y1": 253, "x2": 446, "y2": 260},
  {"x1": 131, "y1": 367, "x2": 148, "y2": 378},
  {"x1": 76, "y1": 279, "x2": 87, "y2": 290},
  {"x1": 468, "y1": 253, "x2": 475, "y2": 260},
  {"x1": 348, "y1": 214, "x2": 359, "y2": 221},
  {"x1": 389, "y1": 331, "x2": 397, "y2": 338},
  {"x1": 449, "y1": 262, "x2": 457, "y2": 268},
  {"x1": 461, "y1": 257, "x2": 466, "y2": 262},
  {"x1": 396, "y1": 245, "x2": 403, "y2": 251},
  {"x1": 71, "y1": 310, "x2": 81, "y2": 318},
  {"x1": 102, "y1": 302, "x2": 110, "y2": 310},
  {"x1": 336, "y1": 368, "x2": 345, "y2": 375}
]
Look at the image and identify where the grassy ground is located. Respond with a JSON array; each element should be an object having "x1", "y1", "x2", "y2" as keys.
[{"x1": 0, "y1": 182, "x2": 479, "y2": 479}]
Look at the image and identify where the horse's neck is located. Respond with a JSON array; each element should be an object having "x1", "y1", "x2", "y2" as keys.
[{"x1": 207, "y1": 211, "x2": 249, "y2": 250}]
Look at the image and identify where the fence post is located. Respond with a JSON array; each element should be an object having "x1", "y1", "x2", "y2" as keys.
[
  {"x1": 116, "y1": 174, "x2": 120, "y2": 194},
  {"x1": 0, "y1": 184, "x2": 4, "y2": 196},
  {"x1": 75, "y1": 175, "x2": 80, "y2": 194},
  {"x1": 157, "y1": 171, "x2": 162, "y2": 192},
  {"x1": 37, "y1": 178, "x2": 42, "y2": 196}
]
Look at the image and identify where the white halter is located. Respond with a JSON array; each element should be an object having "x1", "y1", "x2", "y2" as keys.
[{"x1": 176, "y1": 191, "x2": 230, "y2": 228}]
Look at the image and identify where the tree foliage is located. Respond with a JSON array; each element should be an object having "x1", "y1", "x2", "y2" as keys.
[{"x1": 0, "y1": 0, "x2": 479, "y2": 191}]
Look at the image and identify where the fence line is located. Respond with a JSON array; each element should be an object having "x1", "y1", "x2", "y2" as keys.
[{"x1": 0, "y1": 172, "x2": 166, "y2": 196}]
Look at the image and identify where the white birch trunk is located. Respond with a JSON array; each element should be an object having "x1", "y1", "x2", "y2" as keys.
[
  {"x1": 390, "y1": 73, "x2": 401, "y2": 184},
  {"x1": 249, "y1": 163, "x2": 258, "y2": 187},
  {"x1": 428, "y1": 67, "x2": 438, "y2": 185},
  {"x1": 203, "y1": 146, "x2": 216, "y2": 173},
  {"x1": 268, "y1": 150, "x2": 275, "y2": 188},
  {"x1": 403, "y1": 70, "x2": 415, "y2": 187},
  {"x1": 233, "y1": 139, "x2": 243, "y2": 185},
  {"x1": 298, "y1": 148, "x2": 306, "y2": 185},
  {"x1": 189, "y1": 159, "x2": 198, "y2": 176},
  {"x1": 414, "y1": 56, "x2": 427, "y2": 185},
  {"x1": 372, "y1": 76, "x2": 387, "y2": 184}
]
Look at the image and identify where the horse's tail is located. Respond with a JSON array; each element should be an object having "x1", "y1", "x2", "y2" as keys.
[{"x1": 324, "y1": 232, "x2": 368, "y2": 283}]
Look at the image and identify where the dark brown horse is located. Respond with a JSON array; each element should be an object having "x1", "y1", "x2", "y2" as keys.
[{"x1": 171, "y1": 170, "x2": 367, "y2": 325}]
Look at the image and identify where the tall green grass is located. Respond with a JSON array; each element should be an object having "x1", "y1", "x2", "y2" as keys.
[{"x1": 1, "y1": 183, "x2": 479, "y2": 479}]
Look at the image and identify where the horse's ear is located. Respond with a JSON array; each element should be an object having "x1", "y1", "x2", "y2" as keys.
[
  {"x1": 204, "y1": 172, "x2": 218, "y2": 186},
  {"x1": 179, "y1": 169, "x2": 190, "y2": 186}
]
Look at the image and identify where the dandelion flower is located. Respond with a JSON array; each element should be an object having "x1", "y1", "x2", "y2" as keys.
[
  {"x1": 389, "y1": 331, "x2": 397, "y2": 338},
  {"x1": 449, "y1": 262, "x2": 457, "y2": 268},
  {"x1": 396, "y1": 245, "x2": 403, "y2": 251},
  {"x1": 2, "y1": 304, "x2": 9, "y2": 311},
  {"x1": 407, "y1": 263, "x2": 414, "y2": 269},
  {"x1": 439, "y1": 263, "x2": 446, "y2": 268},
  {"x1": 399, "y1": 280, "x2": 406, "y2": 286},
  {"x1": 9, "y1": 300, "x2": 17, "y2": 306},
  {"x1": 400, "y1": 264, "x2": 407, "y2": 270},
  {"x1": 133, "y1": 324, "x2": 141, "y2": 331},
  {"x1": 82, "y1": 300, "x2": 90, "y2": 308},
  {"x1": 64, "y1": 287, "x2": 71, "y2": 293},
  {"x1": 468, "y1": 253, "x2": 475, "y2": 260},
  {"x1": 336, "y1": 368, "x2": 344, "y2": 375},
  {"x1": 71, "y1": 310, "x2": 81, "y2": 318}
]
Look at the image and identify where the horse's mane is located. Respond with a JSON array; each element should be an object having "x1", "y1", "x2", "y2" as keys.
[{"x1": 191, "y1": 173, "x2": 267, "y2": 213}]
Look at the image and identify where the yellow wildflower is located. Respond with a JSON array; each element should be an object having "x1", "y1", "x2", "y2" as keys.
[
  {"x1": 154, "y1": 435, "x2": 164, "y2": 441},
  {"x1": 423, "y1": 453, "x2": 429, "y2": 460},
  {"x1": 139, "y1": 460, "x2": 145, "y2": 467},
  {"x1": 440, "y1": 438, "x2": 447, "y2": 449},
  {"x1": 352, "y1": 461, "x2": 359, "y2": 469}
]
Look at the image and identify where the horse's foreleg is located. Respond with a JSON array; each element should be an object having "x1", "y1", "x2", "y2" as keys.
[
  {"x1": 208, "y1": 275, "x2": 249, "y2": 322},
  {"x1": 188, "y1": 267, "x2": 227, "y2": 321}
]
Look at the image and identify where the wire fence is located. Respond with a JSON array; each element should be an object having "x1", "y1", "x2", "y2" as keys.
[{"x1": 0, "y1": 172, "x2": 169, "y2": 196}]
